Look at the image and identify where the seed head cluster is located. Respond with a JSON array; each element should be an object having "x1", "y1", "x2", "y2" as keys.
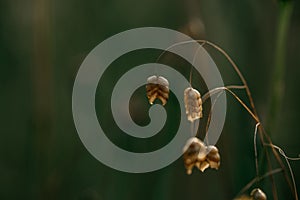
[{"x1": 183, "y1": 137, "x2": 220, "y2": 175}]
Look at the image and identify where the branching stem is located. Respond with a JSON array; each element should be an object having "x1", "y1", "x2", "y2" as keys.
[{"x1": 156, "y1": 38, "x2": 297, "y2": 199}]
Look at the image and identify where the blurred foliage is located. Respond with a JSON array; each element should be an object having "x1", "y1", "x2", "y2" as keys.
[{"x1": 1, "y1": 0, "x2": 300, "y2": 199}]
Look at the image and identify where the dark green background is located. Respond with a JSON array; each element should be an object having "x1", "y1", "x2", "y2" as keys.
[{"x1": 1, "y1": 0, "x2": 300, "y2": 199}]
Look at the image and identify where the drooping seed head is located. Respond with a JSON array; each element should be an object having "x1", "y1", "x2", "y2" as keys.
[
  {"x1": 146, "y1": 75, "x2": 169, "y2": 106},
  {"x1": 183, "y1": 137, "x2": 221, "y2": 174},
  {"x1": 184, "y1": 87, "x2": 203, "y2": 122},
  {"x1": 250, "y1": 188, "x2": 267, "y2": 200}
]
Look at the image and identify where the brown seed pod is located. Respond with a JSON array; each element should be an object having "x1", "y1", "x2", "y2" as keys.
[
  {"x1": 146, "y1": 75, "x2": 169, "y2": 106},
  {"x1": 183, "y1": 137, "x2": 221, "y2": 174},
  {"x1": 206, "y1": 145, "x2": 220, "y2": 170},
  {"x1": 184, "y1": 87, "x2": 203, "y2": 122},
  {"x1": 182, "y1": 137, "x2": 206, "y2": 175},
  {"x1": 250, "y1": 188, "x2": 267, "y2": 200}
]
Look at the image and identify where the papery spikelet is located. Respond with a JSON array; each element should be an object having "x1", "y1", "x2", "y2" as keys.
[
  {"x1": 146, "y1": 75, "x2": 169, "y2": 106},
  {"x1": 183, "y1": 137, "x2": 220, "y2": 174},
  {"x1": 182, "y1": 137, "x2": 206, "y2": 175},
  {"x1": 250, "y1": 188, "x2": 267, "y2": 200},
  {"x1": 184, "y1": 87, "x2": 203, "y2": 122},
  {"x1": 234, "y1": 188, "x2": 267, "y2": 200}
]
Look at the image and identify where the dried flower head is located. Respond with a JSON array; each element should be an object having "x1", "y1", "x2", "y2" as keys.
[
  {"x1": 182, "y1": 137, "x2": 206, "y2": 174},
  {"x1": 206, "y1": 145, "x2": 221, "y2": 170},
  {"x1": 146, "y1": 75, "x2": 169, "y2": 106},
  {"x1": 234, "y1": 188, "x2": 267, "y2": 200},
  {"x1": 250, "y1": 188, "x2": 267, "y2": 200},
  {"x1": 183, "y1": 137, "x2": 220, "y2": 174},
  {"x1": 184, "y1": 87, "x2": 203, "y2": 122}
]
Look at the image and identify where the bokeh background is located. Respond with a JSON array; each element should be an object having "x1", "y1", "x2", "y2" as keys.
[{"x1": 1, "y1": 0, "x2": 300, "y2": 199}]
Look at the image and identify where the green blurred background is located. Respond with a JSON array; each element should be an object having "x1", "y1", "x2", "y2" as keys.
[{"x1": 1, "y1": 0, "x2": 300, "y2": 199}]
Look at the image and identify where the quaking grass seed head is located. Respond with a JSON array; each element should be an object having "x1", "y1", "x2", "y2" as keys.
[
  {"x1": 182, "y1": 137, "x2": 206, "y2": 175},
  {"x1": 183, "y1": 137, "x2": 220, "y2": 174},
  {"x1": 250, "y1": 188, "x2": 267, "y2": 200},
  {"x1": 146, "y1": 75, "x2": 169, "y2": 106},
  {"x1": 184, "y1": 87, "x2": 203, "y2": 122},
  {"x1": 206, "y1": 145, "x2": 221, "y2": 170},
  {"x1": 234, "y1": 188, "x2": 267, "y2": 200}
]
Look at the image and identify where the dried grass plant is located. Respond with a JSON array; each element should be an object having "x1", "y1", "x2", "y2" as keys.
[{"x1": 156, "y1": 39, "x2": 300, "y2": 199}]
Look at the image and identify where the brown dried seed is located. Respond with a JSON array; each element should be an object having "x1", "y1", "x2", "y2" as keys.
[
  {"x1": 183, "y1": 137, "x2": 205, "y2": 174},
  {"x1": 157, "y1": 96, "x2": 167, "y2": 106},
  {"x1": 146, "y1": 75, "x2": 169, "y2": 106},
  {"x1": 183, "y1": 138, "x2": 205, "y2": 161},
  {"x1": 184, "y1": 87, "x2": 203, "y2": 122},
  {"x1": 207, "y1": 153, "x2": 220, "y2": 163},
  {"x1": 250, "y1": 188, "x2": 267, "y2": 200},
  {"x1": 186, "y1": 168, "x2": 193, "y2": 175},
  {"x1": 206, "y1": 146, "x2": 220, "y2": 170},
  {"x1": 207, "y1": 146, "x2": 220, "y2": 163},
  {"x1": 208, "y1": 160, "x2": 219, "y2": 169},
  {"x1": 207, "y1": 145, "x2": 219, "y2": 154},
  {"x1": 198, "y1": 161, "x2": 210, "y2": 172},
  {"x1": 183, "y1": 137, "x2": 221, "y2": 174}
]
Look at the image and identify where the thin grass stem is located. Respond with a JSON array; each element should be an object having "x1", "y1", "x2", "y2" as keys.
[
  {"x1": 254, "y1": 123, "x2": 261, "y2": 178},
  {"x1": 264, "y1": 144, "x2": 300, "y2": 200}
]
